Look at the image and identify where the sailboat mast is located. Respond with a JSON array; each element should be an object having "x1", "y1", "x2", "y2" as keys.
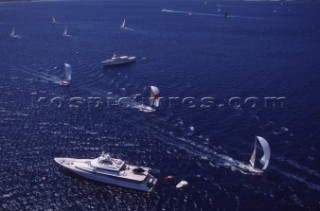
[{"x1": 249, "y1": 139, "x2": 257, "y2": 167}]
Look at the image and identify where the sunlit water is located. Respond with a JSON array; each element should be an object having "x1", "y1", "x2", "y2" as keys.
[{"x1": 0, "y1": 0, "x2": 320, "y2": 210}]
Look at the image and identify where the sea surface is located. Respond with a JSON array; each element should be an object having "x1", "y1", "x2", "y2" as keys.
[{"x1": 0, "y1": 0, "x2": 320, "y2": 210}]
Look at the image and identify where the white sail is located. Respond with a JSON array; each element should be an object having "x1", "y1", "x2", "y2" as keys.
[
  {"x1": 249, "y1": 139, "x2": 257, "y2": 167},
  {"x1": 121, "y1": 19, "x2": 125, "y2": 28},
  {"x1": 63, "y1": 27, "x2": 68, "y2": 36},
  {"x1": 150, "y1": 86, "x2": 160, "y2": 107},
  {"x1": 249, "y1": 136, "x2": 271, "y2": 170},
  {"x1": 64, "y1": 63, "x2": 72, "y2": 81},
  {"x1": 257, "y1": 136, "x2": 271, "y2": 170},
  {"x1": 10, "y1": 27, "x2": 15, "y2": 36},
  {"x1": 52, "y1": 16, "x2": 56, "y2": 24}
]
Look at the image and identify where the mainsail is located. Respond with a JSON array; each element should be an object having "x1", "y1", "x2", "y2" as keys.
[
  {"x1": 64, "y1": 63, "x2": 72, "y2": 81},
  {"x1": 249, "y1": 136, "x2": 271, "y2": 170},
  {"x1": 63, "y1": 27, "x2": 68, "y2": 36},
  {"x1": 121, "y1": 19, "x2": 126, "y2": 28},
  {"x1": 10, "y1": 27, "x2": 15, "y2": 36},
  {"x1": 249, "y1": 139, "x2": 257, "y2": 167},
  {"x1": 150, "y1": 86, "x2": 160, "y2": 108},
  {"x1": 52, "y1": 16, "x2": 56, "y2": 25}
]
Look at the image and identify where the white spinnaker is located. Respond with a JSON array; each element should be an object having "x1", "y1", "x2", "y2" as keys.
[
  {"x1": 150, "y1": 86, "x2": 160, "y2": 107},
  {"x1": 249, "y1": 136, "x2": 271, "y2": 170},
  {"x1": 257, "y1": 136, "x2": 271, "y2": 170},
  {"x1": 64, "y1": 63, "x2": 72, "y2": 81}
]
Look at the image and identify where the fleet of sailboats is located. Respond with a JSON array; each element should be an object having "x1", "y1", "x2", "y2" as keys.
[{"x1": 5, "y1": 14, "x2": 275, "y2": 192}]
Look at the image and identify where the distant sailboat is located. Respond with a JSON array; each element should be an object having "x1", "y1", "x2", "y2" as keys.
[
  {"x1": 140, "y1": 86, "x2": 160, "y2": 112},
  {"x1": 10, "y1": 27, "x2": 21, "y2": 39},
  {"x1": 52, "y1": 16, "x2": 57, "y2": 25},
  {"x1": 60, "y1": 63, "x2": 72, "y2": 86},
  {"x1": 121, "y1": 19, "x2": 126, "y2": 28},
  {"x1": 248, "y1": 136, "x2": 271, "y2": 173},
  {"x1": 63, "y1": 27, "x2": 70, "y2": 37},
  {"x1": 10, "y1": 27, "x2": 15, "y2": 36}
]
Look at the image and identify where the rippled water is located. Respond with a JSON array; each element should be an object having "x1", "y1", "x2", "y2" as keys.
[{"x1": 1, "y1": 0, "x2": 320, "y2": 210}]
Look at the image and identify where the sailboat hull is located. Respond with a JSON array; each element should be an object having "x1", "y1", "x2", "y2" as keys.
[
  {"x1": 238, "y1": 162, "x2": 264, "y2": 174},
  {"x1": 59, "y1": 80, "x2": 70, "y2": 86},
  {"x1": 139, "y1": 105, "x2": 155, "y2": 113}
]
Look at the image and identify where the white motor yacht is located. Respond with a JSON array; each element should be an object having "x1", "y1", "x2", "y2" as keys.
[
  {"x1": 101, "y1": 54, "x2": 136, "y2": 66},
  {"x1": 54, "y1": 152, "x2": 157, "y2": 192}
]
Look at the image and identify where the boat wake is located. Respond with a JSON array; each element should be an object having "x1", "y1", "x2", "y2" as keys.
[
  {"x1": 121, "y1": 26, "x2": 135, "y2": 32},
  {"x1": 161, "y1": 8, "x2": 281, "y2": 21},
  {"x1": 171, "y1": 137, "x2": 263, "y2": 175},
  {"x1": 21, "y1": 68, "x2": 62, "y2": 85}
]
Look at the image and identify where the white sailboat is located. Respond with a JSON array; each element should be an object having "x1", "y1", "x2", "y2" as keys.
[
  {"x1": 63, "y1": 27, "x2": 69, "y2": 37},
  {"x1": 10, "y1": 27, "x2": 21, "y2": 38},
  {"x1": 243, "y1": 136, "x2": 271, "y2": 173},
  {"x1": 250, "y1": 136, "x2": 271, "y2": 169},
  {"x1": 52, "y1": 16, "x2": 57, "y2": 25},
  {"x1": 10, "y1": 27, "x2": 15, "y2": 36},
  {"x1": 60, "y1": 63, "x2": 72, "y2": 86},
  {"x1": 120, "y1": 19, "x2": 126, "y2": 28},
  {"x1": 140, "y1": 86, "x2": 160, "y2": 112}
]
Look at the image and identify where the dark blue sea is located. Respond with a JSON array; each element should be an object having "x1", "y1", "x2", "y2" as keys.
[{"x1": 1, "y1": 0, "x2": 320, "y2": 210}]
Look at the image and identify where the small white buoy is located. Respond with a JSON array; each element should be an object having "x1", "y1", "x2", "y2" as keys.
[{"x1": 176, "y1": 180, "x2": 188, "y2": 189}]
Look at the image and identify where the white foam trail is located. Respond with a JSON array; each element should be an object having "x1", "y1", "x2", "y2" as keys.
[
  {"x1": 169, "y1": 136, "x2": 260, "y2": 175},
  {"x1": 161, "y1": 8, "x2": 282, "y2": 21},
  {"x1": 121, "y1": 26, "x2": 135, "y2": 32},
  {"x1": 275, "y1": 157, "x2": 320, "y2": 178},
  {"x1": 275, "y1": 169, "x2": 320, "y2": 192},
  {"x1": 21, "y1": 68, "x2": 61, "y2": 84}
]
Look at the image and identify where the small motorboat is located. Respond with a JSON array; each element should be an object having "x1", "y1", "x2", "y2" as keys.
[{"x1": 176, "y1": 180, "x2": 188, "y2": 189}]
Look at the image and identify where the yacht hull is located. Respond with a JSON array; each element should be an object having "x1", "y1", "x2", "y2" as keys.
[
  {"x1": 102, "y1": 60, "x2": 136, "y2": 67},
  {"x1": 54, "y1": 158, "x2": 156, "y2": 192}
]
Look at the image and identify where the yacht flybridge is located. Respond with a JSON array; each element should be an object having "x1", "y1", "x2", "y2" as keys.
[{"x1": 54, "y1": 152, "x2": 157, "y2": 192}]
